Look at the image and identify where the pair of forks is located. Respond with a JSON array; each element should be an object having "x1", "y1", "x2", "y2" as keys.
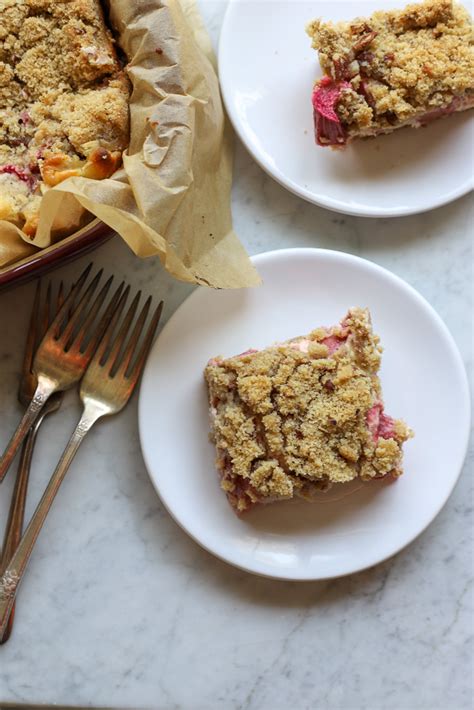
[{"x1": 0, "y1": 264, "x2": 163, "y2": 641}]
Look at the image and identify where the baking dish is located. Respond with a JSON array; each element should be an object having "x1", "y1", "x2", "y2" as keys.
[{"x1": 0, "y1": 220, "x2": 113, "y2": 291}]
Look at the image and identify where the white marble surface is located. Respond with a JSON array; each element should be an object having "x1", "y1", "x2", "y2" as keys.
[{"x1": 0, "y1": 2, "x2": 473, "y2": 708}]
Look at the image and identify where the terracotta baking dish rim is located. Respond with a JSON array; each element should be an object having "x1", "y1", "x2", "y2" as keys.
[{"x1": 0, "y1": 219, "x2": 114, "y2": 290}]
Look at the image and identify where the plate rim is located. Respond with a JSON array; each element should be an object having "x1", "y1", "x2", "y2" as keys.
[
  {"x1": 138, "y1": 248, "x2": 471, "y2": 580},
  {"x1": 218, "y1": 0, "x2": 474, "y2": 218}
]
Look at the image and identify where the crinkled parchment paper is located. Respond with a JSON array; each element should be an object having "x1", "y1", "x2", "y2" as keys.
[{"x1": 0, "y1": 0, "x2": 260, "y2": 288}]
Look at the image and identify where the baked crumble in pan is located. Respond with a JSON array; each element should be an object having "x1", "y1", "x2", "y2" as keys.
[{"x1": 0, "y1": 0, "x2": 130, "y2": 235}]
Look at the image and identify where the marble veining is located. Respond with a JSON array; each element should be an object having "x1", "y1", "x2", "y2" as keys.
[{"x1": 0, "y1": 2, "x2": 472, "y2": 709}]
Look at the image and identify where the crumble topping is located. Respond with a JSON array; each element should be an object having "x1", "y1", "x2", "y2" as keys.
[
  {"x1": 306, "y1": 0, "x2": 474, "y2": 145},
  {"x1": 205, "y1": 308, "x2": 413, "y2": 513},
  {"x1": 0, "y1": 0, "x2": 130, "y2": 234}
]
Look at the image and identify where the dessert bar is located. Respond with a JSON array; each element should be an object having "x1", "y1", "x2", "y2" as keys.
[
  {"x1": 306, "y1": 0, "x2": 474, "y2": 146},
  {"x1": 205, "y1": 308, "x2": 412, "y2": 513}
]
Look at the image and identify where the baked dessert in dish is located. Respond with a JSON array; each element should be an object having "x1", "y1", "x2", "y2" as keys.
[
  {"x1": 306, "y1": 0, "x2": 474, "y2": 147},
  {"x1": 205, "y1": 308, "x2": 413, "y2": 514},
  {"x1": 0, "y1": 0, "x2": 130, "y2": 235}
]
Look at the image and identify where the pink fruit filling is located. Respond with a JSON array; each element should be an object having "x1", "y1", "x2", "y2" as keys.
[
  {"x1": 288, "y1": 328, "x2": 349, "y2": 355},
  {"x1": 0, "y1": 164, "x2": 37, "y2": 190},
  {"x1": 237, "y1": 349, "x2": 258, "y2": 358},
  {"x1": 321, "y1": 334, "x2": 347, "y2": 354},
  {"x1": 358, "y1": 80, "x2": 376, "y2": 110},
  {"x1": 207, "y1": 350, "x2": 258, "y2": 368},
  {"x1": 19, "y1": 110, "x2": 31, "y2": 125},
  {"x1": 366, "y1": 402, "x2": 396, "y2": 443},
  {"x1": 416, "y1": 95, "x2": 472, "y2": 125},
  {"x1": 312, "y1": 77, "x2": 350, "y2": 146},
  {"x1": 219, "y1": 454, "x2": 259, "y2": 512}
]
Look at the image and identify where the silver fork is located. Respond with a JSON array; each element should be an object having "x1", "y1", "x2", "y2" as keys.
[
  {"x1": 0, "y1": 264, "x2": 121, "y2": 483},
  {"x1": 0, "y1": 281, "x2": 64, "y2": 644},
  {"x1": 0, "y1": 289, "x2": 163, "y2": 635}
]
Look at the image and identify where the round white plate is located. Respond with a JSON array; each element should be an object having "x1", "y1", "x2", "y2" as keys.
[
  {"x1": 218, "y1": 0, "x2": 474, "y2": 217},
  {"x1": 138, "y1": 249, "x2": 470, "y2": 580}
]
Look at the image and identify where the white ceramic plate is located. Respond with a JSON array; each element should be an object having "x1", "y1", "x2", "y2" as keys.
[
  {"x1": 218, "y1": 0, "x2": 474, "y2": 217},
  {"x1": 138, "y1": 249, "x2": 470, "y2": 580}
]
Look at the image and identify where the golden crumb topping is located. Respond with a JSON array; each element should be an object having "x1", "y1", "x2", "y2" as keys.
[
  {"x1": 307, "y1": 0, "x2": 474, "y2": 137},
  {"x1": 205, "y1": 308, "x2": 413, "y2": 513},
  {"x1": 0, "y1": 0, "x2": 130, "y2": 234}
]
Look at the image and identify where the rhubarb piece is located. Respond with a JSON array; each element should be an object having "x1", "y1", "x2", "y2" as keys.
[
  {"x1": 312, "y1": 77, "x2": 351, "y2": 145},
  {"x1": 0, "y1": 0, "x2": 130, "y2": 234},
  {"x1": 204, "y1": 308, "x2": 413, "y2": 514},
  {"x1": 306, "y1": 0, "x2": 474, "y2": 147}
]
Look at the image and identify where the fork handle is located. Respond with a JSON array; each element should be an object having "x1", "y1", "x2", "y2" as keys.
[
  {"x1": 0, "y1": 424, "x2": 38, "y2": 644},
  {"x1": 0, "y1": 404, "x2": 102, "y2": 637},
  {"x1": 0, "y1": 375, "x2": 56, "y2": 484},
  {"x1": 0, "y1": 406, "x2": 51, "y2": 644}
]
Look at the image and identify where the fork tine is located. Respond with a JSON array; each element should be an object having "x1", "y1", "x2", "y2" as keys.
[
  {"x1": 43, "y1": 263, "x2": 93, "y2": 343},
  {"x1": 60, "y1": 269, "x2": 103, "y2": 349},
  {"x1": 128, "y1": 301, "x2": 163, "y2": 384},
  {"x1": 76, "y1": 262, "x2": 93, "y2": 284},
  {"x1": 22, "y1": 281, "x2": 41, "y2": 377},
  {"x1": 80, "y1": 278, "x2": 125, "y2": 359},
  {"x1": 74, "y1": 274, "x2": 113, "y2": 354},
  {"x1": 57, "y1": 281, "x2": 64, "y2": 310},
  {"x1": 104, "y1": 291, "x2": 141, "y2": 374},
  {"x1": 42, "y1": 281, "x2": 52, "y2": 339},
  {"x1": 53, "y1": 281, "x2": 67, "y2": 337},
  {"x1": 92, "y1": 284, "x2": 130, "y2": 365},
  {"x1": 114, "y1": 296, "x2": 151, "y2": 378},
  {"x1": 69, "y1": 262, "x2": 92, "y2": 302}
]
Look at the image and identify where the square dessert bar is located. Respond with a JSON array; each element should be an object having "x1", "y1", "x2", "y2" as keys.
[
  {"x1": 306, "y1": 0, "x2": 474, "y2": 146},
  {"x1": 205, "y1": 308, "x2": 412, "y2": 514}
]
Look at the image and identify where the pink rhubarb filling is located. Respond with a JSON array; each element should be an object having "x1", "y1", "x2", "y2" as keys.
[
  {"x1": 312, "y1": 77, "x2": 350, "y2": 146},
  {"x1": 0, "y1": 164, "x2": 37, "y2": 190},
  {"x1": 366, "y1": 402, "x2": 396, "y2": 443},
  {"x1": 320, "y1": 334, "x2": 347, "y2": 354},
  {"x1": 311, "y1": 73, "x2": 473, "y2": 147},
  {"x1": 416, "y1": 95, "x2": 474, "y2": 125},
  {"x1": 289, "y1": 324, "x2": 349, "y2": 355}
]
